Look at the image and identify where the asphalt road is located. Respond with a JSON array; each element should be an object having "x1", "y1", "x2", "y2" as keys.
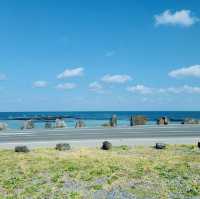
[{"x1": 0, "y1": 124, "x2": 200, "y2": 143}]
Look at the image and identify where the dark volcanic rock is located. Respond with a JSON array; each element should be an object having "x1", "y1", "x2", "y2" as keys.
[
  {"x1": 182, "y1": 118, "x2": 200, "y2": 124},
  {"x1": 198, "y1": 141, "x2": 200, "y2": 148},
  {"x1": 0, "y1": 122, "x2": 7, "y2": 131},
  {"x1": 22, "y1": 120, "x2": 34, "y2": 129},
  {"x1": 55, "y1": 118, "x2": 66, "y2": 128},
  {"x1": 155, "y1": 143, "x2": 166, "y2": 149},
  {"x1": 109, "y1": 115, "x2": 117, "y2": 127},
  {"x1": 45, "y1": 121, "x2": 52, "y2": 129},
  {"x1": 157, "y1": 117, "x2": 169, "y2": 125},
  {"x1": 130, "y1": 115, "x2": 148, "y2": 126},
  {"x1": 55, "y1": 143, "x2": 71, "y2": 151},
  {"x1": 15, "y1": 145, "x2": 30, "y2": 153},
  {"x1": 75, "y1": 120, "x2": 86, "y2": 128},
  {"x1": 101, "y1": 141, "x2": 112, "y2": 150}
]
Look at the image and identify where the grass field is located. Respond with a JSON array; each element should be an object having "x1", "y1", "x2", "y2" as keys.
[{"x1": 0, "y1": 144, "x2": 199, "y2": 199}]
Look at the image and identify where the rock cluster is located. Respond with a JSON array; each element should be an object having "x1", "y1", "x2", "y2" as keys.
[
  {"x1": 130, "y1": 115, "x2": 148, "y2": 126},
  {"x1": 182, "y1": 118, "x2": 200, "y2": 124},
  {"x1": 109, "y1": 115, "x2": 117, "y2": 127},
  {"x1": 22, "y1": 120, "x2": 34, "y2": 129},
  {"x1": 101, "y1": 123, "x2": 112, "y2": 127},
  {"x1": 157, "y1": 117, "x2": 169, "y2": 125},
  {"x1": 45, "y1": 121, "x2": 52, "y2": 129},
  {"x1": 0, "y1": 122, "x2": 7, "y2": 131},
  {"x1": 155, "y1": 143, "x2": 166, "y2": 149},
  {"x1": 55, "y1": 143, "x2": 71, "y2": 151},
  {"x1": 75, "y1": 120, "x2": 85, "y2": 128},
  {"x1": 55, "y1": 118, "x2": 66, "y2": 128}
]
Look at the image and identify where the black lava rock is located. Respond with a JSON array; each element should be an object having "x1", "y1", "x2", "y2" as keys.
[
  {"x1": 155, "y1": 143, "x2": 166, "y2": 149},
  {"x1": 55, "y1": 143, "x2": 71, "y2": 151},
  {"x1": 101, "y1": 141, "x2": 112, "y2": 150},
  {"x1": 198, "y1": 141, "x2": 200, "y2": 148},
  {"x1": 15, "y1": 145, "x2": 30, "y2": 153}
]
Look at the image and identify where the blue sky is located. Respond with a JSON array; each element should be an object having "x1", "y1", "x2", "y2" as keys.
[{"x1": 0, "y1": 0, "x2": 200, "y2": 111}]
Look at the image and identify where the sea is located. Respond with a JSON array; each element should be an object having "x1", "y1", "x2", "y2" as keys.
[{"x1": 0, "y1": 111, "x2": 200, "y2": 129}]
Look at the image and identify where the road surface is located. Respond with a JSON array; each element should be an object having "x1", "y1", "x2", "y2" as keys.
[{"x1": 0, "y1": 124, "x2": 199, "y2": 148}]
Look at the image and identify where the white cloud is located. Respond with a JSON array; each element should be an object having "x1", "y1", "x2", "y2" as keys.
[
  {"x1": 155, "y1": 10, "x2": 199, "y2": 27},
  {"x1": 101, "y1": 74, "x2": 132, "y2": 83},
  {"x1": 57, "y1": 67, "x2": 84, "y2": 79},
  {"x1": 89, "y1": 81, "x2": 103, "y2": 93},
  {"x1": 0, "y1": 73, "x2": 7, "y2": 80},
  {"x1": 182, "y1": 85, "x2": 200, "y2": 93},
  {"x1": 56, "y1": 83, "x2": 76, "y2": 90},
  {"x1": 166, "y1": 85, "x2": 200, "y2": 94},
  {"x1": 127, "y1": 85, "x2": 153, "y2": 94},
  {"x1": 127, "y1": 84, "x2": 200, "y2": 95},
  {"x1": 169, "y1": 65, "x2": 200, "y2": 78},
  {"x1": 33, "y1": 81, "x2": 48, "y2": 88},
  {"x1": 105, "y1": 50, "x2": 115, "y2": 57}
]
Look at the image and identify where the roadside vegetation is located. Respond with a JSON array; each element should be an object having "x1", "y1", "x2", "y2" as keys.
[{"x1": 0, "y1": 144, "x2": 199, "y2": 199}]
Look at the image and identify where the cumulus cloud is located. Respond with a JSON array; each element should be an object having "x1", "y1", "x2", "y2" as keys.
[
  {"x1": 166, "y1": 85, "x2": 200, "y2": 94},
  {"x1": 169, "y1": 65, "x2": 200, "y2": 78},
  {"x1": 101, "y1": 74, "x2": 132, "y2": 84},
  {"x1": 127, "y1": 85, "x2": 153, "y2": 94},
  {"x1": 56, "y1": 83, "x2": 76, "y2": 90},
  {"x1": 155, "y1": 10, "x2": 199, "y2": 27},
  {"x1": 127, "y1": 84, "x2": 200, "y2": 95},
  {"x1": 33, "y1": 81, "x2": 48, "y2": 88},
  {"x1": 182, "y1": 85, "x2": 200, "y2": 93},
  {"x1": 89, "y1": 81, "x2": 103, "y2": 93},
  {"x1": 57, "y1": 67, "x2": 84, "y2": 79},
  {"x1": 0, "y1": 73, "x2": 7, "y2": 80}
]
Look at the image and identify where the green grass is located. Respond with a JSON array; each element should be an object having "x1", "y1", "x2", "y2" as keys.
[{"x1": 0, "y1": 145, "x2": 199, "y2": 198}]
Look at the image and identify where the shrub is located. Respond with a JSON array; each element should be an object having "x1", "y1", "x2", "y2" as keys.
[
  {"x1": 101, "y1": 141, "x2": 112, "y2": 150},
  {"x1": 154, "y1": 143, "x2": 166, "y2": 149},
  {"x1": 15, "y1": 145, "x2": 30, "y2": 153},
  {"x1": 55, "y1": 143, "x2": 71, "y2": 151}
]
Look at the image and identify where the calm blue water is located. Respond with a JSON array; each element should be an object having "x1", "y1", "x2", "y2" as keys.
[{"x1": 0, "y1": 111, "x2": 200, "y2": 129}]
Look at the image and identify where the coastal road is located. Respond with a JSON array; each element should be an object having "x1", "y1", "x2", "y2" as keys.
[{"x1": 0, "y1": 124, "x2": 200, "y2": 143}]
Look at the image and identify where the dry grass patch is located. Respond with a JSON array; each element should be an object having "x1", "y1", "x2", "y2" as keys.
[{"x1": 0, "y1": 145, "x2": 199, "y2": 198}]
